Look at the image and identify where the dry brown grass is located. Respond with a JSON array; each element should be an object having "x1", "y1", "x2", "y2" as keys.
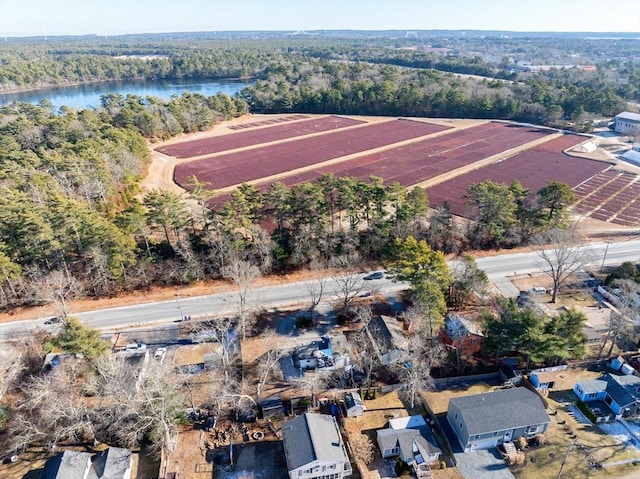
[
  {"x1": 514, "y1": 396, "x2": 640, "y2": 479},
  {"x1": 422, "y1": 382, "x2": 495, "y2": 415},
  {"x1": 173, "y1": 343, "x2": 220, "y2": 367}
]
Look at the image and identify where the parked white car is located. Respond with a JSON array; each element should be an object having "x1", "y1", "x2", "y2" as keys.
[{"x1": 154, "y1": 347, "x2": 167, "y2": 363}]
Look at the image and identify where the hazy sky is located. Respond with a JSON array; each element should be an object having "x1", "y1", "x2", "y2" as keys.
[{"x1": 1, "y1": 0, "x2": 639, "y2": 37}]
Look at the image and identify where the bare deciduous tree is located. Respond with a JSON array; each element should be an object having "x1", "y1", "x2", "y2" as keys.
[
  {"x1": 536, "y1": 229, "x2": 593, "y2": 303},
  {"x1": 398, "y1": 337, "x2": 446, "y2": 409},
  {"x1": 31, "y1": 269, "x2": 83, "y2": 317},
  {"x1": 255, "y1": 332, "x2": 286, "y2": 398},
  {"x1": 222, "y1": 258, "x2": 261, "y2": 340},
  {"x1": 351, "y1": 433, "x2": 375, "y2": 464},
  {"x1": 305, "y1": 274, "x2": 327, "y2": 326}
]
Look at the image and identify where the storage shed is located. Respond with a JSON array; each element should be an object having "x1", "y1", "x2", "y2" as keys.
[{"x1": 344, "y1": 391, "x2": 365, "y2": 417}]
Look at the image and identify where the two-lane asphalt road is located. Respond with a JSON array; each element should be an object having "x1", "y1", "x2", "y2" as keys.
[
  {"x1": 476, "y1": 239, "x2": 640, "y2": 296},
  {"x1": 1, "y1": 239, "x2": 637, "y2": 339}
]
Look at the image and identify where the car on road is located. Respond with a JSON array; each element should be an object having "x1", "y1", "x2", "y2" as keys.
[
  {"x1": 363, "y1": 271, "x2": 384, "y2": 280},
  {"x1": 44, "y1": 316, "x2": 63, "y2": 325},
  {"x1": 154, "y1": 347, "x2": 167, "y2": 362}
]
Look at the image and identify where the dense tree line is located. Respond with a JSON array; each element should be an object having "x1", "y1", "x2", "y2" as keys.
[{"x1": 239, "y1": 58, "x2": 626, "y2": 129}]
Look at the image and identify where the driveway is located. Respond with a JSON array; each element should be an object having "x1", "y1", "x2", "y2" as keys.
[
  {"x1": 454, "y1": 449, "x2": 514, "y2": 479},
  {"x1": 439, "y1": 415, "x2": 514, "y2": 479}
]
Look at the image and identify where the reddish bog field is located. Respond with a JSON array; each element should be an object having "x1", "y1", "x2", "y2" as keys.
[
  {"x1": 573, "y1": 170, "x2": 640, "y2": 226},
  {"x1": 426, "y1": 134, "x2": 610, "y2": 217},
  {"x1": 252, "y1": 121, "x2": 552, "y2": 188},
  {"x1": 156, "y1": 115, "x2": 363, "y2": 158},
  {"x1": 173, "y1": 119, "x2": 448, "y2": 189}
]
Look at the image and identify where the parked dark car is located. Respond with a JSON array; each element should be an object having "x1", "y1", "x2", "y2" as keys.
[
  {"x1": 363, "y1": 271, "x2": 384, "y2": 280},
  {"x1": 44, "y1": 316, "x2": 63, "y2": 325}
]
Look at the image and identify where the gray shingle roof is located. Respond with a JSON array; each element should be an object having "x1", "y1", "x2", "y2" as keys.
[
  {"x1": 579, "y1": 379, "x2": 608, "y2": 394},
  {"x1": 91, "y1": 447, "x2": 132, "y2": 479},
  {"x1": 377, "y1": 427, "x2": 441, "y2": 460},
  {"x1": 449, "y1": 387, "x2": 549, "y2": 435},
  {"x1": 616, "y1": 111, "x2": 640, "y2": 122},
  {"x1": 282, "y1": 413, "x2": 348, "y2": 471},
  {"x1": 41, "y1": 450, "x2": 92, "y2": 479}
]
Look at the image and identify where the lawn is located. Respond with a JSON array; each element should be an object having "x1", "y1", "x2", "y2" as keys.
[{"x1": 512, "y1": 395, "x2": 640, "y2": 479}]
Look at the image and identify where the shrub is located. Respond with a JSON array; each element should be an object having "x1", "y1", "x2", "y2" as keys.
[{"x1": 577, "y1": 400, "x2": 597, "y2": 424}]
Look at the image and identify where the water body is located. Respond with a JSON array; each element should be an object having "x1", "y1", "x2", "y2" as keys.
[{"x1": 0, "y1": 77, "x2": 253, "y2": 110}]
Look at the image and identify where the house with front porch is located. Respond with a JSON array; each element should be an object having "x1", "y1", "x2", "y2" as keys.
[
  {"x1": 447, "y1": 387, "x2": 550, "y2": 452},
  {"x1": 377, "y1": 415, "x2": 441, "y2": 478},
  {"x1": 574, "y1": 373, "x2": 640, "y2": 419}
]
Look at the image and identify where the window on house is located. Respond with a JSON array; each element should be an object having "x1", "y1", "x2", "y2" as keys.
[
  {"x1": 493, "y1": 431, "x2": 499, "y2": 436},
  {"x1": 459, "y1": 422, "x2": 463, "y2": 429},
  {"x1": 527, "y1": 426, "x2": 539, "y2": 434},
  {"x1": 454, "y1": 413, "x2": 458, "y2": 419},
  {"x1": 589, "y1": 392, "x2": 598, "y2": 398}
]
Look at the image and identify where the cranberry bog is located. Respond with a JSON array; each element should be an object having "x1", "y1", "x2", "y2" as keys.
[
  {"x1": 426, "y1": 134, "x2": 611, "y2": 217},
  {"x1": 573, "y1": 170, "x2": 640, "y2": 226},
  {"x1": 156, "y1": 115, "x2": 362, "y2": 158},
  {"x1": 159, "y1": 115, "x2": 637, "y2": 226},
  {"x1": 173, "y1": 118, "x2": 448, "y2": 189},
  {"x1": 253, "y1": 121, "x2": 553, "y2": 188}
]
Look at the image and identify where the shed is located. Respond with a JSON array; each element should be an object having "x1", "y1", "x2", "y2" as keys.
[
  {"x1": 260, "y1": 396, "x2": 284, "y2": 420},
  {"x1": 530, "y1": 371, "x2": 556, "y2": 390},
  {"x1": 611, "y1": 355, "x2": 625, "y2": 371},
  {"x1": 344, "y1": 391, "x2": 365, "y2": 418}
]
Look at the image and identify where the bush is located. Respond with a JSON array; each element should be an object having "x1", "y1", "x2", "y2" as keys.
[
  {"x1": 0, "y1": 404, "x2": 8, "y2": 431},
  {"x1": 577, "y1": 400, "x2": 597, "y2": 424},
  {"x1": 395, "y1": 459, "x2": 411, "y2": 476}
]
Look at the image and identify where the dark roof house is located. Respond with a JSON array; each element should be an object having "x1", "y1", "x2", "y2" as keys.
[
  {"x1": 282, "y1": 413, "x2": 352, "y2": 479},
  {"x1": 447, "y1": 387, "x2": 550, "y2": 452}
]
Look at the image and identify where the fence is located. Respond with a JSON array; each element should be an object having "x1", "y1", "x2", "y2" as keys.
[
  {"x1": 433, "y1": 372, "x2": 501, "y2": 390},
  {"x1": 419, "y1": 396, "x2": 457, "y2": 467}
]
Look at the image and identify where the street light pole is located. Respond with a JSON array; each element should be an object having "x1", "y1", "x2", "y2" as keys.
[
  {"x1": 175, "y1": 292, "x2": 185, "y2": 321},
  {"x1": 600, "y1": 242, "x2": 611, "y2": 273}
]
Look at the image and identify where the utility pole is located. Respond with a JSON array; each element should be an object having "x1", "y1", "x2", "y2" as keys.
[
  {"x1": 600, "y1": 242, "x2": 611, "y2": 273},
  {"x1": 175, "y1": 292, "x2": 185, "y2": 321}
]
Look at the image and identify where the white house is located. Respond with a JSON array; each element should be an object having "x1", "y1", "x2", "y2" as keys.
[
  {"x1": 614, "y1": 111, "x2": 640, "y2": 135},
  {"x1": 282, "y1": 413, "x2": 352, "y2": 479}
]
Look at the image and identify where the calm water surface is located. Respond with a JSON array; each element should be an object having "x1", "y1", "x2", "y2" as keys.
[{"x1": 0, "y1": 78, "x2": 253, "y2": 110}]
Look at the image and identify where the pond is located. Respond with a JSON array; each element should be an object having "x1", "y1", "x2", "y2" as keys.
[{"x1": 0, "y1": 77, "x2": 253, "y2": 110}]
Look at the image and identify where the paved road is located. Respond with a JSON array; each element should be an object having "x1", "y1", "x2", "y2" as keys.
[
  {"x1": 0, "y1": 273, "x2": 407, "y2": 339},
  {"x1": 476, "y1": 239, "x2": 640, "y2": 297},
  {"x1": 1, "y1": 239, "x2": 638, "y2": 339}
]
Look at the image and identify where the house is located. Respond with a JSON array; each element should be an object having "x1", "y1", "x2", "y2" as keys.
[
  {"x1": 377, "y1": 415, "x2": 441, "y2": 478},
  {"x1": 530, "y1": 370, "x2": 557, "y2": 391},
  {"x1": 447, "y1": 387, "x2": 550, "y2": 452},
  {"x1": 614, "y1": 111, "x2": 640, "y2": 135},
  {"x1": 91, "y1": 447, "x2": 132, "y2": 479},
  {"x1": 365, "y1": 315, "x2": 409, "y2": 365},
  {"x1": 579, "y1": 305, "x2": 612, "y2": 344},
  {"x1": 40, "y1": 448, "x2": 132, "y2": 479},
  {"x1": 294, "y1": 337, "x2": 334, "y2": 370},
  {"x1": 281, "y1": 413, "x2": 352, "y2": 479},
  {"x1": 440, "y1": 314, "x2": 484, "y2": 358},
  {"x1": 40, "y1": 450, "x2": 92, "y2": 479},
  {"x1": 574, "y1": 373, "x2": 640, "y2": 419},
  {"x1": 344, "y1": 391, "x2": 365, "y2": 418}
]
